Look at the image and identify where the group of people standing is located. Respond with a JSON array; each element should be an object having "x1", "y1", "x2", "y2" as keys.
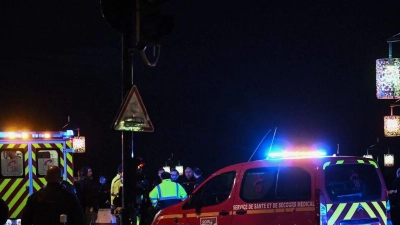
[
  {"x1": 153, "y1": 166, "x2": 204, "y2": 195},
  {"x1": 4, "y1": 164, "x2": 204, "y2": 225},
  {"x1": 107, "y1": 165, "x2": 206, "y2": 224},
  {"x1": 149, "y1": 166, "x2": 205, "y2": 210}
]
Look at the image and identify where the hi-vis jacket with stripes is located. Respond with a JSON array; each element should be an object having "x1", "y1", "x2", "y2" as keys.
[{"x1": 149, "y1": 179, "x2": 187, "y2": 208}]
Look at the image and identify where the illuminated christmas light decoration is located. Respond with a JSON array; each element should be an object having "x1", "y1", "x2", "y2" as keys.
[
  {"x1": 384, "y1": 115, "x2": 400, "y2": 136},
  {"x1": 376, "y1": 58, "x2": 400, "y2": 99},
  {"x1": 73, "y1": 136, "x2": 86, "y2": 153},
  {"x1": 384, "y1": 104, "x2": 400, "y2": 137}
]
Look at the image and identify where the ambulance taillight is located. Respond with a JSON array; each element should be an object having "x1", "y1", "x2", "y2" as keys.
[
  {"x1": 320, "y1": 204, "x2": 327, "y2": 225},
  {"x1": 316, "y1": 189, "x2": 327, "y2": 225}
]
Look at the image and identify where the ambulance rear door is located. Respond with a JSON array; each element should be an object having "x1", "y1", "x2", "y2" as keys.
[
  {"x1": 322, "y1": 158, "x2": 387, "y2": 225},
  {"x1": 0, "y1": 142, "x2": 27, "y2": 219},
  {"x1": 31, "y1": 139, "x2": 73, "y2": 191}
]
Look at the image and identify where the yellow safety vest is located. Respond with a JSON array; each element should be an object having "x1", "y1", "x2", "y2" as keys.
[
  {"x1": 149, "y1": 179, "x2": 187, "y2": 207},
  {"x1": 110, "y1": 174, "x2": 122, "y2": 204}
]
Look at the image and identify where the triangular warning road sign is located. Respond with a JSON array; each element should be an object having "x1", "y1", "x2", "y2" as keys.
[{"x1": 113, "y1": 85, "x2": 154, "y2": 132}]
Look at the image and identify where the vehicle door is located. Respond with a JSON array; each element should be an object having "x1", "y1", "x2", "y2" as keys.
[
  {"x1": 33, "y1": 141, "x2": 64, "y2": 189},
  {"x1": 0, "y1": 144, "x2": 27, "y2": 219},
  {"x1": 182, "y1": 170, "x2": 237, "y2": 225},
  {"x1": 232, "y1": 165, "x2": 315, "y2": 225},
  {"x1": 323, "y1": 159, "x2": 387, "y2": 225}
]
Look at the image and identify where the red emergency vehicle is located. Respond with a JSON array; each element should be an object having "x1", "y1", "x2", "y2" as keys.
[{"x1": 152, "y1": 152, "x2": 391, "y2": 225}]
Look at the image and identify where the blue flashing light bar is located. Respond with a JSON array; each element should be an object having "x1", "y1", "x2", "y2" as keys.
[
  {"x1": 267, "y1": 150, "x2": 327, "y2": 159},
  {"x1": 0, "y1": 130, "x2": 74, "y2": 139}
]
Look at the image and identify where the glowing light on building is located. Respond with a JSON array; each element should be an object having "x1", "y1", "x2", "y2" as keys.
[
  {"x1": 163, "y1": 166, "x2": 170, "y2": 173},
  {"x1": 384, "y1": 154, "x2": 394, "y2": 167}
]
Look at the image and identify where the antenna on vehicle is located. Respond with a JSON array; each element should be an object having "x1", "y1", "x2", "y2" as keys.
[
  {"x1": 336, "y1": 143, "x2": 340, "y2": 156},
  {"x1": 268, "y1": 127, "x2": 277, "y2": 153},
  {"x1": 248, "y1": 129, "x2": 271, "y2": 162},
  {"x1": 62, "y1": 116, "x2": 80, "y2": 136}
]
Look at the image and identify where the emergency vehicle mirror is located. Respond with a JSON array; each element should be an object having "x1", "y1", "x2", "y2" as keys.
[
  {"x1": 189, "y1": 193, "x2": 202, "y2": 212},
  {"x1": 183, "y1": 194, "x2": 202, "y2": 212},
  {"x1": 187, "y1": 195, "x2": 193, "y2": 206}
]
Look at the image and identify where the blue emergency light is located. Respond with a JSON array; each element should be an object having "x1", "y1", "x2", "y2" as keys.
[
  {"x1": 267, "y1": 150, "x2": 327, "y2": 159},
  {"x1": 0, "y1": 130, "x2": 74, "y2": 139}
]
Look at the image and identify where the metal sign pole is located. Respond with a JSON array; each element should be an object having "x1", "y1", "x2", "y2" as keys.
[{"x1": 120, "y1": 3, "x2": 135, "y2": 224}]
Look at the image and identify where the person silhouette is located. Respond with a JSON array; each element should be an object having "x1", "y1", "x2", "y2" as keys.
[{"x1": 21, "y1": 166, "x2": 84, "y2": 225}]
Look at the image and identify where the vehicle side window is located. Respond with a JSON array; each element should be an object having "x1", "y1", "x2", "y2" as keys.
[
  {"x1": 37, "y1": 150, "x2": 59, "y2": 176},
  {"x1": 0, "y1": 150, "x2": 24, "y2": 177},
  {"x1": 194, "y1": 171, "x2": 236, "y2": 207},
  {"x1": 241, "y1": 167, "x2": 278, "y2": 202},
  {"x1": 276, "y1": 167, "x2": 311, "y2": 201},
  {"x1": 240, "y1": 167, "x2": 311, "y2": 202}
]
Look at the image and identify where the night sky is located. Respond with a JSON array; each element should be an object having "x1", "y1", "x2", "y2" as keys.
[{"x1": 1, "y1": 1, "x2": 400, "y2": 182}]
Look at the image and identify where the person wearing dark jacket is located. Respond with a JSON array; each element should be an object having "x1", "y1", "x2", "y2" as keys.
[
  {"x1": 390, "y1": 168, "x2": 400, "y2": 225},
  {"x1": 0, "y1": 198, "x2": 8, "y2": 225},
  {"x1": 80, "y1": 166, "x2": 99, "y2": 225},
  {"x1": 74, "y1": 169, "x2": 84, "y2": 205},
  {"x1": 178, "y1": 167, "x2": 196, "y2": 194},
  {"x1": 193, "y1": 167, "x2": 205, "y2": 189},
  {"x1": 62, "y1": 179, "x2": 78, "y2": 196},
  {"x1": 152, "y1": 168, "x2": 165, "y2": 188},
  {"x1": 21, "y1": 166, "x2": 84, "y2": 225},
  {"x1": 60, "y1": 170, "x2": 77, "y2": 197}
]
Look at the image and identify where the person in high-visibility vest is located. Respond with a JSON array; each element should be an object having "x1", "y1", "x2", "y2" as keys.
[
  {"x1": 110, "y1": 165, "x2": 123, "y2": 206},
  {"x1": 149, "y1": 172, "x2": 187, "y2": 210}
]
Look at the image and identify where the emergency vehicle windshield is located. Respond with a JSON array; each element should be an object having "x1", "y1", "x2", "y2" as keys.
[{"x1": 325, "y1": 164, "x2": 381, "y2": 202}]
